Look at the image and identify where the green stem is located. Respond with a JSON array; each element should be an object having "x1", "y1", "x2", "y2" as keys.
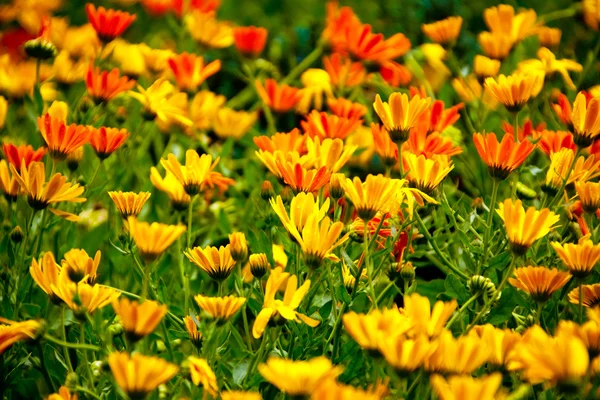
[
  {"x1": 13, "y1": 209, "x2": 35, "y2": 318},
  {"x1": 244, "y1": 333, "x2": 269, "y2": 385},
  {"x1": 45, "y1": 332, "x2": 101, "y2": 352},
  {"x1": 87, "y1": 160, "x2": 102, "y2": 193},
  {"x1": 178, "y1": 235, "x2": 190, "y2": 314},
  {"x1": 579, "y1": 280, "x2": 584, "y2": 323},
  {"x1": 445, "y1": 294, "x2": 480, "y2": 330},
  {"x1": 142, "y1": 262, "x2": 149, "y2": 301},
  {"x1": 75, "y1": 386, "x2": 101, "y2": 400},
  {"x1": 35, "y1": 59, "x2": 41, "y2": 89},
  {"x1": 262, "y1": 103, "x2": 277, "y2": 134},
  {"x1": 535, "y1": 301, "x2": 545, "y2": 325},
  {"x1": 161, "y1": 320, "x2": 175, "y2": 361},
  {"x1": 480, "y1": 179, "x2": 499, "y2": 271},
  {"x1": 538, "y1": 4, "x2": 581, "y2": 23},
  {"x1": 60, "y1": 307, "x2": 73, "y2": 372},
  {"x1": 80, "y1": 323, "x2": 96, "y2": 387},
  {"x1": 376, "y1": 280, "x2": 397, "y2": 304},
  {"x1": 281, "y1": 45, "x2": 324, "y2": 85},
  {"x1": 187, "y1": 195, "x2": 196, "y2": 248},
  {"x1": 363, "y1": 224, "x2": 378, "y2": 309},
  {"x1": 329, "y1": 302, "x2": 347, "y2": 362}
]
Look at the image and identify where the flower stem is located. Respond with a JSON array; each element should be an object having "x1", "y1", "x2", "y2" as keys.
[
  {"x1": 187, "y1": 195, "x2": 196, "y2": 248},
  {"x1": 45, "y1": 332, "x2": 101, "y2": 352},
  {"x1": 37, "y1": 343, "x2": 55, "y2": 392},
  {"x1": 281, "y1": 45, "x2": 324, "y2": 85},
  {"x1": 480, "y1": 178, "x2": 499, "y2": 272},
  {"x1": 59, "y1": 308, "x2": 73, "y2": 372},
  {"x1": 579, "y1": 280, "x2": 584, "y2": 323},
  {"x1": 80, "y1": 323, "x2": 96, "y2": 388},
  {"x1": 445, "y1": 293, "x2": 480, "y2": 330},
  {"x1": 363, "y1": 224, "x2": 378, "y2": 309}
]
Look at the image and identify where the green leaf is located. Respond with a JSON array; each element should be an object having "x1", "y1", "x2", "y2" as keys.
[
  {"x1": 319, "y1": 300, "x2": 333, "y2": 320},
  {"x1": 444, "y1": 274, "x2": 469, "y2": 304},
  {"x1": 488, "y1": 251, "x2": 511, "y2": 272},
  {"x1": 336, "y1": 285, "x2": 352, "y2": 306},
  {"x1": 487, "y1": 287, "x2": 518, "y2": 325},
  {"x1": 416, "y1": 279, "x2": 445, "y2": 304}
]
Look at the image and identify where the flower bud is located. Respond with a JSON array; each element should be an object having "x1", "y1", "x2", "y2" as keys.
[
  {"x1": 399, "y1": 261, "x2": 415, "y2": 283},
  {"x1": 467, "y1": 275, "x2": 496, "y2": 301},
  {"x1": 249, "y1": 253, "x2": 270, "y2": 279},
  {"x1": 280, "y1": 186, "x2": 293, "y2": 204},
  {"x1": 329, "y1": 173, "x2": 345, "y2": 200},
  {"x1": 229, "y1": 232, "x2": 248, "y2": 262},
  {"x1": 9, "y1": 226, "x2": 24, "y2": 243},
  {"x1": 24, "y1": 38, "x2": 57, "y2": 60},
  {"x1": 260, "y1": 180, "x2": 275, "y2": 200},
  {"x1": 66, "y1": 147, "x2": 84, "y2": 172},
  {"x1": 156, "y1": 340, "x2": 167, "y2": 353},
  {"x1": 65, "y1": 372, "x2": 79, "y2": 391}
]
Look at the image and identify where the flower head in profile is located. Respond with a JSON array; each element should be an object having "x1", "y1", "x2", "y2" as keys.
[
  {"x1": 403, "y1": 293, "x2": 457, "y2": 338},
  {"x1": 276, "y1": 162, "x2": 331, "y2": 194},
  {"x1": 373, "y1": 93, "x2": 431, "y2": 142},
  {"x1": 128, "y1": 79, "x2": 192, "y2": 129},
  {"x1": 190, "y1": 90, "x2": 226, "y2": 131},
  {"x1": 30, "y1": 252, "x2": 62, "y2": 303},
  {"x1": 380, "y1": 61, "x2": 412, "y2": 87},
  {"x1": 342, "y1": 307, "x2": 413, "y2": 353},
  {"x1": 61, "y1": 248, "x2": 101, "y2": 284},
  {"x1": 430, "y1": 373, "x2": 502, "y2": 400},
  {"x1": 323, "y1": 54, "x2": 366, "y2": 88},
  {"x1": 52, "y1": 279, "x2": 120, "y2": 317},
  {"x1": 576, "y1": 181, "x2": 600, "y2": 214},
  {"x1": 185, "y1": 11, "x2": 233, "y2": 49},
  {"x1": 544, "y1": 149, "x2": 600, "y2": 195},
  {"x1": 186, "y1": 356, "x2": 218, "y2": 396},
  {"x1": 150, "y1": 167, "x2": 191, "y2": 211},
  {"x1": 194, "y1": 295, "x2": 246, "y2": 322},
  {"x1": 483, "y1": 4, "x2": 538, "y2": 43},
  {"x1": 484, "y1": 72, "x2": 544, "y2": 112},
  {"x1": 258, "y1": 356, "x2": 342, "y2": 396},
  {"x1": 229, "y1": 232, "x2": 248, "y2": 262},
  {"x1": 86, "y1": 4, "x2": 136, "y2": 43},
  {"x1": 403, "y1": 153, "x2": 453, "y2": 194},
  {"x1": 371, "y1": 123, "x2": 398, "y2": 167},
  {"x1": 426, "y1": 330, "x2": 489, "y2": 374},
  {"x1": 473, "y1": 55, "x2": 501, "y2": 80},
  {"x1": 341, "y1": 23, "x2": 411, "y2": 64},
  {"x1": 10, "y1": 161, "x2": 86, "y2": 211},
  {"x1": 112, "y1": 298, "x2": 167, "y2": 342},
  {"x1": 472, "y1": 324, "x2": 521, "y2": 367},
  {"x1": 341, "y1": 174, "x2": 402, "y2": 220},
  {"x1": 46, "y1": 386, "x2": 78, "y2": 400},
  {"x1": 108, "y1": 191, "x2": 151, "y2": 219},
  {"x1": 2, "y1": 143, "x2": 46, "y2": 169},
  {"x1": 252, "y1": 267, "x2": 320, "y2": 338},
  {"x1": 185, "y1": 245, "x2": 236, "y2": 281},
  {"x1": 213, "y1": 108, "x2": 258, "y2": 139},
  {"x1": 569, "y1": 284, "x2": 600, "y2": 308},
  {"x1": 270, "y1": 192, "x2": 329, "y2": 238},
  {"x1": 509, "y1": 266, "x2": 571, "y2": 302},
  {"x1": 301, "y1": 110, "x2": 361, "y2": 140},
  {"x1": 571, "y1": 92, "x2": 600, "y2": 147},
  {"x1": 478, "y1": 31, "x2": 513, "y2": 60},
  {"x1": 234, "y1": 26, "x2": 267, "y2": 57},
  {"x1": 473, "y1": 132, "x2": 534, "y2": 180},
  {"x1": 328, "y1": 97, "x2": 367, "y2": 120},
  {"x1": 89, "y1": 127, "x2": 129, "y2": 160},
  {"x1": 497, "y1": 199, "x2": 560, "y2": 255},
  {"x1": 86, "y1": 67, "x2": 135, "y2": 103},
  {"x1": 0, "y1": 317, "x2": 44, "y2": 355},
  {"x1": 551, "y1": 235, "x2": 600, "y2": 279},
  {"x1": 536, "y1": 130, "x2": 575, "y2": 157},
  {"x1": 37, "y1": 113, "x2": 89, "y2": 161},
  {"x1": 183, "y1": 316, "x2": 203, "y2": 348},
  {"x1": 255, "y1": 79, "x2": 302, "y2": 113},
  {"x1": 168, "y1": 52, "x2": 221, "y2": 93},
  {"x1": 108, "y1": 352, "x2": 178, "y2": 399},
  {"x1": 0, "y1": 160, "x2": 20, "y2": 201},
  {"x1": 421, "y1": 16, "x2": 462, "y2": 45},
  {"x1": 304, "y1": 137, "x2": 356, "y2": 173},
  {"x1": 296, "y1": 69, "x2": 333, "y2": 114},
  {"x1": 584, "y1": 0, "x2": 600, "y2": 30},
  {"x1": 127, "y1": 217, "x2": 186, "y2": 262},
  {"x1": 518, "y1": 47, "x2": 582, "y2": 91},
  {"x1": 161, "y1": 150, "x2": 218, "y2": 195}
]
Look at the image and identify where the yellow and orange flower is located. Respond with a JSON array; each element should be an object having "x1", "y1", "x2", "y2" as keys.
[
  {"x1": 322, "y1": 54, "x2": 366, "y2": 88},
  {"x1": 89, "y1": 126, "x2": 129, "y2": 159},
  {"x1": 150, "y1": 167, "x2": 191, "y2": 211},
  {"x1": 37, "y1": 113, "x2": 89, "y2": 161},
  {"x1": 253, "y1": 128, "x2": 305, "y2": 154},
  {"x1": 276, "y1": 162, "x2": 330, "y2": 194},
  {"x1": 233, "y1": 26, "x2": 267, "y2": 57},
  {"x1": 301, "y1": 110, "x2": 361, "y2": 140},
  {"x1": 161, "y1": 150, "x2": 218, "y2": 195},
  {"x1": 127, "y1": 217, "x2": 186, "y2": 262},
  {"x1": 327, "y1": 97, "x2": 367, "y2": 120},
  {"x1": 0, "y1": 160, "x2": 20, "y2": 201},
  {"x1": 108, "y1": 191, "x2": 151, "y2": 219},
  {"x1": 576, "y1": 181, "x2": 600, "y2": 213},
  {"x1": 108, "y1": 352, "x2": 178, "y2": 398},
  {"x1": 478, "y1": 31, "x2": 514, "y2": 60},
  {"x1": 371, "y1": 123, "x2": 398, "y2": 167},
  {"x1": 184, "y1": 11, "x2": 233, "y2": 49},
  {"x1": 30, "y1": 252, "x2": 62, "y2": 303},
  {"x1": 483, "y1": 4, "x2": 539, "y2": 43},
  {"x1": 342, "y1": 23, "x2": 411, "y2": 64},
  {"x1": 255, "y1": 79, "x2": 302, "y2": 113},
  {"x1": 0, "y1": 317, "x2": 43, "y2": 355},
  {"x1": 61, "y1": 248, "x2": 101, "y2": 284},
  {"x1": 422, "y1": 16, "x2": 462, "y2": 45},
  {"x1": 185, "y1": 245, "x2": 236, "y2": 281},
  {"x1": 86, "y1": 66, "x2": 136, "y2": 103},
  {"x1": 508, "y1": 266, "x2": 571, "y2": 302},
  {"x1": 484, "y1": 73, "x2": 544, "y2": 112},
  {"x1": 404, "y1": 129, "x2": 462, "y2": 159},
  {"x1": 168, "y1": 52, "x2": 220, "y2": 93},
  {"x1": 194, "y1": 295, "x2": 246, "y2": 321},
  {"x1": 86, "y1": 3, "x2": 136, "y2": 43},
  {"x1": 572, "y1": 92, "x2": 600, "y2": 147},
  {"x1": 536, "y1": 130, "x2": 575, "y2": 157},
  {"x1": 379, "y1": 61, "x2": 412, "y2": 87},
  {"x1": 112, "y1": 298, "x2": 167, "y2": 341},
  {"x1": 403, "y1": 153, "x2": 453, "y2": 194},
  {"x1": 551, "y1": 235, "x2": 600, "y2": 279},
  {"x1": 374, "y1": 93, "x2": 431, "y2": 142},
  {"x1": 473, "y1": 55, "x2": 501, "y2": 80},
  {"x1": 473, "y1": 132, "x2": 534, "y2": 180},
  {"x1": 2, "y1": 143, "x2": 46, "y2": 169},
  {"x1": 569, "y1": 284, "x2": 600, "y2": 308}
]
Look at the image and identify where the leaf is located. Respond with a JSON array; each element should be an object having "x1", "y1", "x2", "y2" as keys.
[
  {"x1": 416, "y1": 279, "x2": 446, "y2": 304},
  {"x1": 336, "y1": 285, "x2": 352, "y2": 306},
  {"x1": 340, "y1": 248, "x2": 357, "y2": 271},
  {"x1": 444, "y1": 274, "x2": 469, "y2": 304},
  {"x1": 319, "y1": 300, "x2": 333, "y2": 320},
  {"x1": 487, "y1": 287, "x2": 518, "y2": 325},
  {"x1": 488, "y1": 251, "x2": 511, "y2": 272}
]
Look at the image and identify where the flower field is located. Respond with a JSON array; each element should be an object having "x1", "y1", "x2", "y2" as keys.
[{"x1": 2, "y1": 0, "x2": 600, "y2": 399}]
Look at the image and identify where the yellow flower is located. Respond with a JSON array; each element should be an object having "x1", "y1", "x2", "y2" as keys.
[
  {"x1": 0, "y1": 55, "x2": 35, "y2": 98},
  {"x1": 496, "y1": 198, "x2": 560, "y2": 255},
  {"x1": 290, "y1": 213, "x2": 346, "y2": 268},
  {"x1": 185, "y1": 11, "x2": 234, "y2": 49},
  {"x1": 379, "y1": 334, "x2": 434, "y2": 373},
  {"x1": 538, "y1": 27, "x2": 562, "y2": 47},
  {"x1": 477, "y1": 31, "x2": 513, "y2": 60},
  {"x1": 185, "y1": 245, "x2": 236, "y2": 281},
  {"x1": 341, "y1": 174, "x2": 402, "y2": 220},
  {"x1": 276, "y1": 162, "x2": 331, "y2": 194},
  {"x1": 295, "y1": 68, "x2": 333, "y2": 114},
  {"x1": 311, "y1": 379, "x2": 387, "y2": 400},
  {"x1": 451, "y1": 76, "x2": 498, "y2": 108},
  {"x1": 51, "y1": 51, "x2": 88, "y2": 85},
  {"x1": 61, "y1": 248, "x2": 101, "y2": 284},
  {"x1": 569, "y1": 284, "x2": 600, "y2": 308},
  {"x1": 186, "y1": 356, "x2": 218, "y2": 395},
  {"x1": 10, "y1": 161, "x2": 85, "y2": 211},
  {"x1": 190, "y1": 90, "x2": 226, "y2": 131},
  {"x1": 112, "y1": 298, "x2": 167, "y2": 342},
  {"x1": 518, "y1": 47, "x2": 582, "y2": 90},
  {"x1": 430, "y1": 373, "x2": 502, "y2": 400},
  {"x1": 403, "y1": 293, "x2": 457, "y2": 338},
  {"x1": 507, "y1": 325, "x2": 589, "y2": 387},
  {"x1": 127, "y1": 217, "x2": 186, "y2": 262},
  {"x1": 508, "y1": 266, "x2": 571, "y2": 302},
  {"x1": 229, "y1": 232, "x2": 248, "y2": 262},
  {"x1": 150, "y1": 167, "x2": 191, "y2": 211},
  {"x1": 106, "y1": 39, "x2": 147, "y2": 77},
  {"x1": 558, "y1": 320, "x2": 600, "y2": 358},
  {"x1": 161, "y1": 150, "x2": 218, "y2": 195},
  {"x1": 52, "y1": 278, "x2": 120, "y2": 317},
  {"x1": 252, "y1": 267, "x2": 320, "y2": 338},
  {"x1": 47, "y1": 100, "x2": 68, "y2": 122},
  {"x1": 403, "y1": 153, "x2": 453, "y2": 194},
  {"x1": 128, "y1": 79, "x2": 193, "y2": 129},
  {"x1": 421, "y1": 16, "x2": 462, "y2": 44},
  {"x1": 473, "y1": 55, "x2": 501, "y2": 80},
  {"x1": 304, "y1": 137, "x2": 356, "y2": 173},
  {"x1": 221, "y1": 391, "x2": 262, "y2": 400},
  {"x1": 576, "y1": 181, "x2": 600, "y2": 213},
  {"x1": 258, "y1": 356, "x2": 342, "y2": 396},
  {"x1": 270, "y1": 192, "x2": 329, "y2": 238},
  {"x1": 139, "y1": 44, "x2": 174, "y2": 75},
  {"x1": 552, "y1": 235, "x2": 600, "y2": 279},
  {"x1": 248, "y1": 253, "x2": 270, "y2": 278},
  {"x1": 572, "y1": 92, "x2": 600, "y2": 147},
  {"x1": 342, "y1": 307, "x2": 412, "y2": 352},
  {"x1": 584, "y1": 0, "x2": 600, "y2": 30},
  {"x1": 61, "y1": 24, "x2": 100, "y2": 59},
  {"x1": 213, "y1": 108, "x2": 258, "y2": 139},
  {"x1": 108, "y1": 191, "x2": 151, "y2": 218},
  {"x1": 194, "y1": 295, "x2": 246, "y2": 322},
  {"x1": 373, "y1": 93, "x2": 431, "y2": 142},
  {"x1": 183, "y1": 315, "x2": 203, "y2": 348},
  {"x1": 47, "y1": 386, "x2": 78, "y2": 400},
  {"x1": 255, "y1": 149, "x2": 306, "y2": 180},
  {"x1": 0, "y1": 160, "x2": 20, "y2": 200},
  {"x1": 108, "y1": 352, "x2": 178, "y2": 398},
  {"x1": 0, "y1": 317, "x2": 43, "y2": 355},
  {"x1": 483, "y1": 4, "x2": 538, "y2": 43},
  {"x1": 544, "y1": 149, "x2": 600, "y2": 194},
  {"x1": 425, "y1": 330, "x2": 489, "y2": 374},
  {"x1": 484, "y1": 72, "x2": 544, "y2": 112},
  {"x1": 0, "y1": 96, "x2": 6, "y2": 129},
  {"x1": 30, "y1": 252, "x2": 62, "y2": 303},
  {"x1": 472, "y1": 324, "x2": 521, "y2": 367}
]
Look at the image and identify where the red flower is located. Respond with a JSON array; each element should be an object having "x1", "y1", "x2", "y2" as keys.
[
  {"x1": 2, "y1": 143, "x2": 46, "y2": 169},
  {"x1": 0, "y1": 28, "x2": 35, "y2": 59},
  {"x1": 173, "y1": 0, "x2": 221, "y2": 17},
  {"x1": 380, "y1": 61, "x2": 412, "y2": 87},
  {"x1": 89, "y1": 126, "x2": 130, "y2": 159},
  {"x1": 168, "y1": 52, "x2": 221, "y2": 93},
  {"x1": 255, "y1": 79, "x2": 302, "y2": 113},
  {"x1": 502, "y1": 119, "x2": 546, "y2": 142},
  {"x1": 86, "y1": 66, "x2": 136, "y2": 102},
  {"x1": 233, "y1": 26, "x2": 268, "y2": 57},
  {"x1": 86, "y1": 3, "x2": 137, "y2": 42}
]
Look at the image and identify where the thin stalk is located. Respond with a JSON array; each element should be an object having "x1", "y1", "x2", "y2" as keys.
[
  {"x1": 480, "y1": 178, "x2": 499, "y2": 271},
  {"x1": 579, "y1": 280, "x2": 584, "y2": 323},
  {"x1": 86, "y1": 160, "x2": 102, "y2": 193},
  {"x1": 45, "y1": 332, "x2": 101, "y2": 352},
  {"x1": 535, "y1": 301, "x2": 544, "y2": 325},
  {"x1": 445, "y1": 294, "x2": 480, "y2": 330},
  {"x1": 244, "y1": 333, "x2": 269, "y2": 385},
  {"x1": 363, "y1": 225, "x2": 378, "y2": 309},
  {"x1": 376, "y1": 280, "x2": 397, "y2": 304},
  {"x1": 326, "y1": 262, "x2": 338, "y2": 319},
  {"x1": 187, "y1": 195, "x2": 196, "y2": 248},
  {"x1": 281, "y1": 45, "x2": 324, "y2": 84},
  {"x1": 59, "y1": 308, "x2": 74, "y2": 372},
  {"x1": 80, "y1": 323, "x2": 96, "y2": 387},
  {"x1": 75, "y1": 386, "x2": 101, "y2": 400},
  {"x1": 161, "y1": 321, "x2": 175, "y2": 361},
  {"x1": 178, "y1": 235, "x2": 190, "y2": 314}
]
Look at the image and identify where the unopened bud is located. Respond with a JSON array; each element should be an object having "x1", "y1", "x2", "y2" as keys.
[
  {"x1": 329, "y1": 173, "x2": 345, "y2": 200},
  {"x1": 280, "y1": 187, "x2": 293, "y2": 204},
  {"x1": 9, "y1": 226, "x2": 24, "y2": 243},
  {"x1": 65, "y1": 372, "x2": 79, "y2": 391},
  {"x1": 467, "y1": 275, "x2": 496, "y2": 301},
  {"x1": 229, "y1": 232, "x2": 248, "y2": 262},
  {"x1": 260, "y1": 181, "x2": 275, "y2": 200},
  {"x1": 24, "y1": 39, "x2": 57, "y2": 60},
  {"x1": 399, "y1": 262, "x2": 415, "y2": 283},
  {"x1": 249, "y1": 253, "x2": 269, "y2": 279}
]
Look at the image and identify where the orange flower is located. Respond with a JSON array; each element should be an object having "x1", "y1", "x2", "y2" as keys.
[
  {"x1": 403, "y1": 129, "x2": 462, "y2": 158},
  {"x1": 501, "y1": 119, "x2": 545, "y2": 142},
  {"x1": 327, "y1": 98, "x2": 367, "y2": 120},
  {"x1": 473, "y1": 132, "x2": 534, "y2": 179},
  {"x1": 301, "y1": 110, "x2": 361, "y2": 140},
  {"x1": 478, "y1": 31, "x2": 513, "y2": 60},
  {"x1": 37, "y1": 113, "x2": 89, "y2": 161},
  {"x1": 253, "y1": 128, "x2": 305, "y2": 154},
  {"x1": 255, "y1": 79, "x2": 302, "y2": 113},
  {"x1": 342, "y1": 23, "x2": 411, "y2": 64},
  {"x1": 86, "y1": 66, "x2": 136, "y2": 103},
  {"x1": 322, "y1": 2, "x2": 360, "y2": 49},
  {"x1": 173, "y1": 0, "x2": 221, "y2": 17},
  {"x1": 417, "y1": 100, "x2": 463, "y2": 134},
  {"x1": 2, "y1": 143, "x2": 46, "y2": 169},
  {"x1": 552, "y1": 92, "x2": 579, "y2": 127},
  {"x1": 571, "y1": 92, "x2": 600, "y2": 147},
  {"x1": 323, "y1": 54, "x2": 366, "y2": 88},
  {"x1": 379, "y1": 61, "x2": 412, "y2": 87},
  {"x1": 371, "y1": 123, "x2": 398, "y2": 167},
  {"x1": 233, "y1": 26, "x2": 267, "y2": 57},
  {"x1": 536, "y1": 130, "x2": 575, "y2": 157},
  {"x1": 168, "y1": 52, "x2": 221, "y2": 93},
  {"x1": 276, "y1": 162, "x2": 330, "y2": 194},
  {"x1": 422, "y1": 16, "x2": 463, "y2": 44},
  {"x1": 89, "y1": 127, "x2": 129, "y2": 160},
  {"x1": 85, "y1": 3, "x2": 136, "y2": 43}
]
